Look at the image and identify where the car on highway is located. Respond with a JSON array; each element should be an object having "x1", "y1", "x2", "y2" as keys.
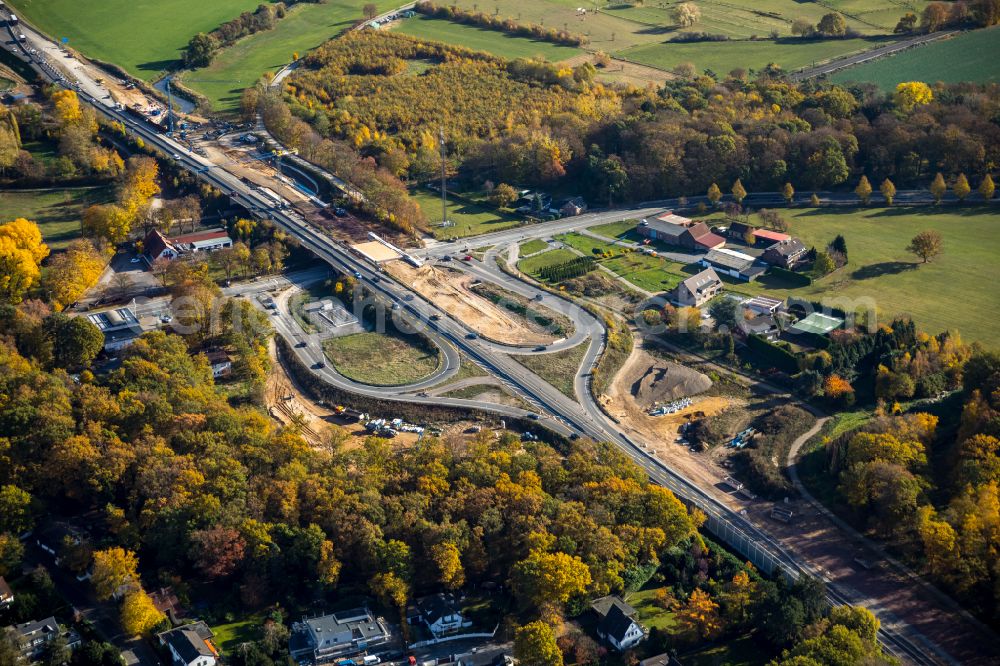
[
  {"x1": 295, "y1": 341, "x2": 307, "y2": 348},
  {"x1": 466, "y1": 332, "x2": 477, "y2": 339},
  {"x1": 462, "y1": 255, "x2": 473, "y2": 261},
  {"x1": 429, "y1": 314, "x2": 441, "y2": 321},
  {"x1": 171, "y1": 153, "x2": 181, "y2": 160},
  {"x1": 440, "y1": 255, "x2": 452, "y2": 262},
  {"x1": 313, "y1": 361, "x2": 326, "y2": 369},
  {"x1": 352, "y1": 270, "x2": 362, "y2": 279},
  {"x1": 533, "y1": 345, "x2": 546, "y2": 351},
  {"x1": 528, "y1": 414, "x2": 539, "y2": 420}
]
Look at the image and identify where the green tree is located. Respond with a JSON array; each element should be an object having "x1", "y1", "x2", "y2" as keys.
[
  {"x1": 184, "y1": 33, "x2": 219, "y2": 68},
  {"x1": 731, "y1": 178, "x2": 747, "y2": 204},
  {"x1": 980, "y1": 173, "x2": 996, "y2": 200},
  {"x1": 907, "y1": 230, "x2": 943, "y2": 263},
  {"x1": 953, "y1": 173, "x2": 971, "y2": 202},
  {"x1": 491, "y1": 183, "x2": 519, "y2": 208},
  {"x1": 854, "y1": 175, "x2": 872, "y2": 205},
  {"x1": 814, "y1": 251, "x2": 836, "y2": 276},
  {"x1": 880, "y1": 178, "x2": 896, "y2": 205},
  {"x1": 0, "y1": 484, "x2": 32, "y2": 534},
  {"x1": 514, "y1": 621, "x2": 563, "y2": 666},
  {"x1": 0, "y1": 532, "x2": 24, "y2": 576},
  {"x1": 45, "y1": 314, "x2": 103, "y2": 370},
  {"x1": 709, "y1": 298, "x2": 741, "y2": 332},
  {"x1": 929, "y1": 172, "x2": 947, "y2": 203},
  {"x1": 817, "y1": 12, "x2": 848, "y2": 36},
  {"x1": 707, "y1": 183, "x2": 722, "y2": 207}
]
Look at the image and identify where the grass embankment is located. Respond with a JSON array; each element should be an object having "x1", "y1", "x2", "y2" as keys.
[
  {"x1": 411, "y1": 189, "x2": 523, "y2": 240},
  {"x1": 516, "y1": 248, "x2": 578, "y2": 276},
  {"x1": 518, "y1": 238, "x2": 548, "y2": 255},
  {"x1": 0, "y1": 186, "x2": 112, "y2": 250},
  {"x1": 831, "y1": 25, "x2": 1000, "y2": 90},
  {"x1": 183, "y1": 0, "x2": 399, "y2": 112},
  {"x1": 516, "y1": 342, "x2": 588, "y2": 399},
  {"x1": 323, "y1": 331, "x2": 441, "y2": 386},
  {"x1": 9, "y1": 0, "x2": 261, "y2": 79}
]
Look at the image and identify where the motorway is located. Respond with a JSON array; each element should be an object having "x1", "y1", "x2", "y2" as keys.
[{"x1": 4, "y1": 11, "x2": 998, "y2": 665}]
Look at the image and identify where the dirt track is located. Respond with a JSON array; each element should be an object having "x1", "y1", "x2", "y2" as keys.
[{"x1": 386, "y1": 262, "x2": 556, "y2": 346}]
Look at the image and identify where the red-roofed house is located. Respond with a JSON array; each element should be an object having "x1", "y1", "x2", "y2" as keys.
[
  {"x1": 171, "y1": 229, "x2": 233, "y2": 253},
  {"x1": 680, "y1": 222, "x2": 726, "y2": 251},
  {"x1": 143, "y1": 229, "x2": 178, "y2": 263},
  {"x1": 752, "y1": 228, "x2": 790, "y2": 244}
]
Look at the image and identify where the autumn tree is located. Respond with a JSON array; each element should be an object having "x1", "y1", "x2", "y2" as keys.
[
  {"x1": 675, "y1": 588, "x2": 722, "y2": 640},
  {"x1": 363, "y1": 3, "x2": 378, "y2": 20},
  {"x1": 894, "y1": 81, "x2": 933, "y2": 112},
  {"x1": 929, "y1": 172, "x2": 947, "y2": 203},
  {"x1": 824, "y1": 374, "x2": 855, "y2": 406},
  {"x1": 672, "y1": 2, "x2": 702, "y2": 27},
  {"x1": 980, "y1": 173, "x2": 995, "y2": 200},
  {"x1": 0, "y1": 218, "x2": 49, "y2": 304},
  {"x1": 0, "y1": 485, "x2": 33, "y2": 534},
  {"x1": 731, "y1": 178, "x2": 747, "y2": 204},
  {"x1": 953, "y1": 173, "x2": 971, "y2": 202},
  {"x1": 813, "y1": 250, "x2": 836, "y2": 276},
  {"x1": 429, "y1": 542, "x2": 465, "y2": 591},
  {"x1": 513, "y1": 549, "x2": 591, "y2": 609},
  {"x1": 782, "y1": 182, "x2": 795, "y2": 205},
  {"x1": 191, "y1": 526, "x2": 246, "y2": 579},
  {"x1": 44, "y1": 240, "x2": 107, "y2": 311},
  {"x1": 120, "y1": 588, "x2": 165, "y2": 636},
  {"x1": 817, "y1": 12, "x2": 848, "y2": 36},
  {"x1": 92, "y1": 547, "x2": 139, "y2": 600},
  {"x1": 922, "y1": 2, "x2": 950, "y2": 31},
  {"x1": 45, "y1": 314, "x2": 103, "y2": 370},
  {"x1": 854, "y1": 175, "x2": 872, "y2": 205},
  {"x1": 880, "y1": 177, "x2": 896, "y2": 205},
  {"x1": 514, "y1": 621, "x2": 563, "y2": 666},
  {"x1": 491, "y1": 183, "x2": 519, "y2": 208},
  {"x1": 706, "y1": 182, "x2": 722, "y2": 207},
  {"x1": 907, "y1": 230, "x2": 943, "y2": 263}
]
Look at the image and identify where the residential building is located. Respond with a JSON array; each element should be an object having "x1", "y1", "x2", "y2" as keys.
[
  {"x1": 752, "y1": 228, "x2": 790, "y2": 245},
  {"x1": 637, "y1": 217, "x2": 725, "y2": 252},
  {"x1": 158, "y1": 622, "x2": 219, "y2": 666},
  {"x1": 557, "y1": 197, "x2": 587, "y2": 217},
  {"x1": 170, "y1": 229, "x2": 234, "y2": 254},
  {"x1": 289, "y1": 609, "x2": 391, "y2": 663},
  {"x1": 760, "y1": 238, "x2": 807, "y2": 269},
  {"x1": 86, "y1": 305, "x2": 144, "y2": 353},
  {"x1": 699, "y1": 248, "x2": 766, "y2": 281},
  {"x1": 0, "y1": 577, "x2": 13, "y2": 608},
  {"x1": 591, "y1": 596, "x2": 645, "y2": 651},
  {"x1": 726, "y1": 221, "x2": 754, "y2": 241},
  {"x1": 143, "y1": 229, "x2": 178, "y2": 263},
  {"x1": 203, "y1": 349, "x2": 232, "y2": 379},
  {"x1": 411, "y1": 593, "x2": 471, "y2": 637},
  {"x1": 743, "y1": 314, "x2": 780, "y2": 341},
  {"x1": 35, "y1": 522, "x2": 82, "y2": 565},
  {"x1": 672, "y1": 268, "x2": 723, "y2": 307},
  {"x1": 5, "y1": 618, "x2": 81, "y2": 664}
]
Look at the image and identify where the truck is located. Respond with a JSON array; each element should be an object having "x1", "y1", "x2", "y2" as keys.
[{"x1": 9, "y1": 14, "x2": 18, "y2": 25}]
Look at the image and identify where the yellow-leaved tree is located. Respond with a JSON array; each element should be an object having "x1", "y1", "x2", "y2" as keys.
[
  {"x1": 120, "y1": 588, "x2": 165, "y2": 636},
  {"x1": 676, "y1": 588, "x2": 722, "y2": 640},
  {"x1": 893, "y1": 81, "x2": 933, "y2": 112},
  {"x1": 44, "y1": 239, "x2": 108, "y2": 310},
  {"x1": 0, "y1": 218, "x2": 49, "y2": 303},
  {"x1": 51, "y1": 89, "x2": 83, "y2": 126},
  {"x1": 91, "y1": 547, "x2": 139, "y2": 600}
]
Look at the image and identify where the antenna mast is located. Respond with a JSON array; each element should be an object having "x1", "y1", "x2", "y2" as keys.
[{"x1": 439, "y1": 128, "x2": 448, "y2": 228}]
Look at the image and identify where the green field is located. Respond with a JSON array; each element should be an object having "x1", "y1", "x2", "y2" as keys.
[
  {"x1": 411, "y1": 189, "x2": 523, "y2": 240},
  {"x1": 627, "y1": 587, "x2": 678, "y2": 632},
  {"x1": 697, "y1": 207, "x2": 1000, "y2": 347},
  {"x1": 0, "y1": 186, "x2": 112, "y2": 250},
  {"x1": 211, "y1": 614, "x2": 265, "y2": 654},
  {"x1": 8, "y1": 0, "x2": 261, "y2": 79},
  {"x1": 515, "y1": 342, "x2": 587, "y2": 399},
  {"x1": 396, "y1": 16, "x2": 583, "y2": 62},
  {"x1": 557, "y1": 232, "x2": 688, "y2": 293},
  {"x1": 831, "y1": 26, "x2": 1000, "y2": 90},
  {"x1": 517, "y1": 247, "x2": 579, "y2": 275},
  {"x1": 323, "y1": 331, "x2": 441, "y2": 385},
  {"x1": 182, "y1": 0, "x2": 398, "y2": 112},
  {"x1": 619, "y1": 35, "x2": 897, "y2": 76}
]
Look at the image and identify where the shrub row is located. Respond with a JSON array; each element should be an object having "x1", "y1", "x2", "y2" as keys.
[
  {"x1": 415, "y1": 1, "x2": 589, "y2": 47},
  {"x1": 670, "y1": 32, "x2": 729, "y2": 43},
  {"x1": 768, "y1": 265, "x2": 812, "y2": 286},
  {"x1": 745, "y1": 334, "x2": 799, "y2": 374}
]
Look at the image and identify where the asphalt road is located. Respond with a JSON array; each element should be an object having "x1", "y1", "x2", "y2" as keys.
[{"x1": 790, "y1": 29, "x2": 961, "y2": 81}]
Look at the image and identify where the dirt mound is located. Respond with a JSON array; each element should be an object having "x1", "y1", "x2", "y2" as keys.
[{"x1": 631, "y1": 361, "x2": 712, "y2": 408}]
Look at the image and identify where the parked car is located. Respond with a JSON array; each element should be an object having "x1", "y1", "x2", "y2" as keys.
[{"x1": 333, "y1": 207, "x2": 348, "y2": 217}]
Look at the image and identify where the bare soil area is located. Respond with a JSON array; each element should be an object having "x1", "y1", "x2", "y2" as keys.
[
  {"x1": 562, "y1": 54, "x2": 674, "y2": 87},
  {"x1": 603, "y1": 346, "x2": 746, "y2": 503},
  {"x1": 386, "y1": 262, "x2": 556, "y2": 346}
]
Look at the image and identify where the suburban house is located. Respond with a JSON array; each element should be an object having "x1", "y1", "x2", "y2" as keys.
[
  {"x1": 699, "y1": 248, "x2": 767, "y2": 281},
  {"x1": 637, "y1": 216, "x2": 725, "y2": 252},
  {"x1": 760, "y1": 238, "x2": 808, "y2": 268},
  {"x1": 752, "y1": 228, "x2": 791, "y2": 245},
  {"x1": 4, "y1": 618, "x2": 81, "y2": 664},
  {"x1": 289, "y1": 609, "x2": 391, "y2": 663},
  {"x1": 86, "y1": 305, "x2": 145, "y2": 354},
  {"x1": 170, "y1": 229, "x2": 234, "y2": 254},
  {"x1": 143, "y1": 229, "x2": 179, "y2": 263},
  {"x1": 556, "y1": 197, "x2": 588, "y2": 217},
  {"x1": 742, "y1": 314, "x2": 780, "y2": 341},
  {"x1": 744, "y1": 295, "x2": 785, "y2": 316},
  {"x1": 672, "y1": 267, "x2": 723, "y2": 307},
  {"x1": 203, "y1": 349, "x2": 232, "y2": 379},
  {"x1": 35, "y1": 522, "x2": 83, "y2": 566},
  {"x1": 158, "y1": 622, "x2": 219, "y2": 666},
  {"x1": 591, "y1": 596, "x2": 645, "y2": 651},
  {"x1": 410, "y1": 593, "x2": 471, "y2": 637},
  {"x1": 0, "y1": 577, "x2": 13, "y2": 608}
]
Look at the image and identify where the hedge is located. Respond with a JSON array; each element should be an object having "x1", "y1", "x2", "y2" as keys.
[
  {"x1": 767, "y1": 265, "x2": 812, "y2": 287},
  {"x1": 745, "y1": 334, "x2": 799, "y2": 374}
]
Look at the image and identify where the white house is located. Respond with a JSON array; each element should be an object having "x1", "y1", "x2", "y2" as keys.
[
  {"x1": 592, "y1": 596, "x2": 645, "y2": 651},
  {"x1": 412, "y1": 594, "x2": 472, "y2": 637},
  {"x1": 288, "y1": 609, "x2": 391, "y2": 663},
  {"x1": 158, "y1": 622, "x2": 218, "y2": 666},
  {"x1": 204, "y1": 349, "x2": 232, "y2": 379}
]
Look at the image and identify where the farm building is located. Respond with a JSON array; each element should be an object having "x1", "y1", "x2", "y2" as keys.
[
  {"x1": 171, "y1": 229, "x2": 233, "y2": 253},
  {"x1": 753, "y1": 228, "x2": 791, "y2": 244},
  {"x1": 790, "y1": 312, "x2": 844, "y2": 335},
  {"x1": 699, "y1": 248, "x2": 766, "y2": 281},
  {"x1": 761, "y1": 238, "x2": 808, "y2": 268},
  {"x1": 637, "y1": 217, "x2": 725, "y2": 252},
  {"x1": 673, "y1": 267, "x2": 723, "y2": 307}
]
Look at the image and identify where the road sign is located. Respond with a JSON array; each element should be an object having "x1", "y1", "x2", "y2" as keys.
[{"x1": 61, "y1": 37, "x2": 68, "y2": 44}]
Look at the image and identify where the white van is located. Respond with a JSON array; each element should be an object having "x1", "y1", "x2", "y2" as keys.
[{"x1": 362, "y1": 657, "x2": 380, "y2": 666}]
